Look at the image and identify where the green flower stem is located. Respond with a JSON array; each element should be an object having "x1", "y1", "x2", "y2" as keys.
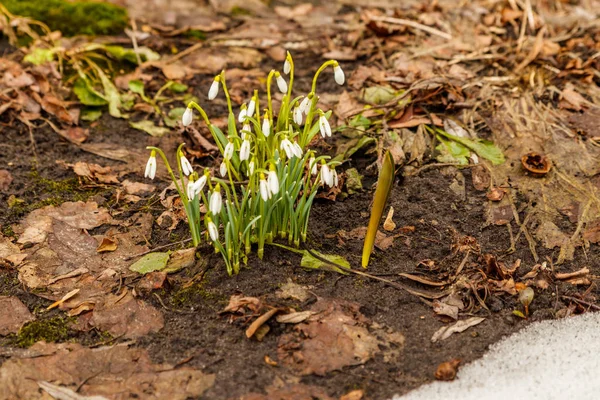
[
  {"x1": 146, "y1": 146, "x2": 183, "y2": 197},
  {"x1": 219, "y1": 71, "x2": 234, "y2": 116}
]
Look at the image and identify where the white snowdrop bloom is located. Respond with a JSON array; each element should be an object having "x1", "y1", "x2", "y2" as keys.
[
  {"x1": 320, "y1": 164, "x2": 333, "y2": 187},
  {"x1": 292, "y1": 141, "x2": 303, "y2": 158},
  {"x1": 268, "y1": 169, "x2": 279, "y2": 195},
  {"x1": 275, "y1": 73, "x2": 287, "y2": 93},
  {"x1": 207, "y1": 219, "x2": 218, "y2": 241},
  {"x1": 219, "y1": 161, "x2": 227, "y2": 177},
  {"x1": 262, "y1": 115, "x2": 271, "y2": 137},
  {"x1": 283, "y1": 59, "x2": 291, "y2": 75},
  {"x1": 281, "y1": 138, "x2": 294, "y2": 159},
  {"x1": 299, "y1": 96, "x2": 310, "y2": 115},
  {"x1": 293, "y1": 106, "x2": 303, "y2": 125},
  {"x1": 208, "y1": 78, "x2": 220, "y2": 100},
  {"x1": 224, "y1": 141, "x2": 234, "y2": 160},
  {"x1": 333, "y1": 64, "x2": 345, "y2": 85},
  {"x1": 242, "y1": 122, "x2": 251, "y2": 135},
  {"x1": 309, "y1": 156, "x2": 317, "y2": 175},
  {"x1": 192, "y1": 175, "x2": 207, "y2": 196},
  {"x1": 332, "y1": 169, "x2": 339, "y2": 187},
  {"x1": 247, "y1": 97, "x2": 256, "y2": 117},
  {"x1": 144, "y1": 151, "x2": 157, "y2": 179},
  {"x1": 180, "y1": 155, "x2": 193, "y2": 176},
  {"x1": 187, "y1": 180, "x2": 195, "y2": 200},
  {"x1": 240, "y1": 139, "x2": 251, "y2": 161},
  {"x1": 182, "y1": 107, "x2": 193, "y2": 126},
  {"x1": 209, "y1": 188, "x2": 222, "y2": 215},
  {"x1": 259, "y1": 174, "x2": 270, "y2": 201},
  {"x1": 248, "y1": 160, "x2": 255, "y2": 176},
  {"x1": 238, "y1": 104, "x2": 247, "y2": 123},
  {"x1": 319, "y1": 114, "x2": 332, "y2": 138}
]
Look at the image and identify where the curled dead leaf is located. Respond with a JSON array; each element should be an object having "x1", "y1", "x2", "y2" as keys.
[
  {"x1": 435, "y1": 358, "x2": 461, "y2": 381},
  {"x1": 383, "y1": 207, "x2": 396, "y2": 231}
]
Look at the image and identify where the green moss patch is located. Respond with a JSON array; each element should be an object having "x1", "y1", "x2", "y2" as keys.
[
  {"x1": 15, "y1": 316, "x2": 73, "y2": 347},
  {"x1": 3, "y1": 0, "x2": 128, "y2": 36}
]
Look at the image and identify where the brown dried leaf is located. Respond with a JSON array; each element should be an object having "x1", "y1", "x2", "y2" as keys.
[
  {"x1": 0, "y1": 296, "x2": 35, "y2": 335},
  {"x1": 383, "y1": 207, "x2": 396, "y2": 231},
  {"x1": 221, "y1": 295, "x2": 262, "y2": 314},
  {"x1": 96, "y1": 237, "x2": 117, "y2": 253},
  {"x1": 69, "y1": 162, "x2": 119, "y2": 184},
  {"x1": 276, "y1": 311, "x2": 314, "y2": 324},
  {"x1": 122, "y1": 180, "x2": 156, "y2": 195},
  {"x1": 0, "y1": 170, "x2": 13, "y2": 191},
  {"x1": 246, "y1": 308, "x2": 280, "y2": 339},
  {"x1": 431, "y1": 317, "x2": 485, "y2": 342},
  {"x1": 435, "y1": 358, "x2": 461, "y2": 381}
]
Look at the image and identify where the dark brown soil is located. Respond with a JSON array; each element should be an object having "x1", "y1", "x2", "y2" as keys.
[{"x1": 1, "y1": 59, "x2": 598, "y2": 400}]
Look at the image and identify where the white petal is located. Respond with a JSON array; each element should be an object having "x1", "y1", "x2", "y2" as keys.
[
  {"x1": 333, "y1": 169, "x2": 338, "y2": 186},
  {"x1": 193, "y1": 175, "x2": 207, "y2": 195},
  {"x1": 208, "y1": 221, "x2": 218, "y2": 241},
  {"x1": 299, "y1": 97, "x2": 310, "y2": 115},
  {"x1": 240, "y1": 140, "x2": 250, "y2": 161},
  {"x1": 208, "y1": 79, "x2": 219, "y2": 100},
  {"x1": 262, "y1": 116, "x2": 270, "y2": 137},
  {"x1": 260, "y1": 180, "x2": 270, "y2": 201},
  {"x1": 321, "y1": 164, "x2": 332, "y2": 187},
  {"x1": 210, "y1": 191, "x2": 222, "y2": 214},
  {"x1": 242, "y1": 123, "x2": 251, "y2": 135},
  {"x1": 224, "y1": 142, "x2": 234, "y2": 160},
  {"x1": 220, "y1": 161, "x2": 227, "y2": 177},
  {"x1": 187, "y1": 181, "x2": 195, "y2": 200},
  {"x1": 310, "y1": 157, "x2": 317, "y2": 175},
  {"x1": 182, "y1": 107, "x2": 193, "y2": 126},
  {"x1": 292, "y1": 142, "x2": 303, "y2": 158},
  {"x1": 319, "y1": 116, "x2": 328, "y2": 138},
  {"x1": 180, "y1": 156, "x2": 193, "y2": 176},
  {"x1": 247, "y1": 98, "x2": 256, "y2": 117},
  {"x1": 281, "y1": 139, "x2": 293, "y2": 159},
  {"x1": 268, "y1": 171, "x2": 279, "y2": 195},
  {"x1": 283, "y1": 59, "x2": 291, "y2": 75},
  {"x1": 334, "y1": 65, "x2": 345, "y2": 85},
  {"x1": 145, "y1": 156, "x2": 156, "y2": 179},
  {"x1": 238, "y1": 106, "x2": 247, "y2": 123},
  {"x1": 276, "y1": 75, "x2": 287, "y2": 93},
  {"x1": 293, "y1": 107, "x2": 303, "y2": 125}
]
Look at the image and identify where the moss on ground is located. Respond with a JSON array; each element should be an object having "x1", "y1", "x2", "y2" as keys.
[
  {"x1": 15, "y1": 316, "x2": 73, "y2": 347},
  {"x1": 2, "y1": 0, "x2": 127, "y2": 36}
]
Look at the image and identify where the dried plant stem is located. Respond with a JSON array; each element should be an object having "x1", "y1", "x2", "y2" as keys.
[{"x1": 369, "y1": 16, "x2": 452, "y2": 40}]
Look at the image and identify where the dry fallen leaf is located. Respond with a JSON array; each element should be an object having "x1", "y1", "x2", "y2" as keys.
[
  {"x1": 0, "y1": 169, "x2": 13, "y2": 191},
  {"x1": 96, "y1": 237, "x2": 118, "y2": 253},
  {"x1": 435, "y1": 358, "x2": 461, "y2": 381},
  {"x1": 383, "y1": 207, "x2": 396, "y2": 231},
  {"x1": 276, "y1": 311, "x2": 314, "y2": 324},
  {"x1": 0, "y1": 296, "x2": 35, "y2": 335},
  {"x1": 431, "y1": 317, "x2": 485, "y2": 342}
]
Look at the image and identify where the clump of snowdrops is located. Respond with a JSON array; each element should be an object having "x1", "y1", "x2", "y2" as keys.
[{"x1": 144, "y1": 53, "x2": 344, "y2": 275}]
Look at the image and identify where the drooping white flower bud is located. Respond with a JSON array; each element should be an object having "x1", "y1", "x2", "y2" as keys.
[
  {"x1": 299, "y1": 96, "x2": 310, "y2": 115},
  {"x1": 180, "y1": 155, "x2": 193, "y2": 176},
  {"x1": 275, "y1": 72, "x2": 287, "y2": 93},
  {"x1": 187, "y1": 180, "x2": 195, "y2": 200},
  {"x1": 293, "y1": 106, "x2": 303, "y2": 125},
  {"x1": 192, "y1": 175, "x2": 207, "y2": 196},
  {"x1": 332, "y1": 168, "x2": 339, "y2": 187},
  {"x1": 208, "y1": 77, "x2": 220, "y2": 100},
  {"x1": 242, "y1": 122, "x2": 251, "y2": 135},
  {"x1": 333, "y1": 63, "x2": 345, "y2": 85},
  {"x1": 309, "y1": 156, "x2": 317, "y2": 175},
  {"x1": 219, "y1": 161, "x2": 227, "y2": 177},
  {"x1": 238, "y1": 104, "x2": 247, "y2": 123},
  {"x1": 292, "y1": 141, "x2": 303, "y2": 158},
  {"x1": 320, "y1": 163, "x2": 333, "y2": 187},
  {"x1": 207, "y1": 218, "x2": 218, "y2": 241},
  {"x1": 283, "y1": 59, "x2": 291, "y2": 75},
  {"x1": 248, "y1": 159, "x2": 255, "y2": 176},
  {"x1": 262, "y1": 114, "x2": 271, "y2": 137},
  {"x1": 209, "y1": 187, "x2": 222, "y2": 215},
  {"x1": 268, "y1": 168, "x2": 279, "y2": 195},
  {"x1": 182, "y1": 107, "x2": 193, "y2": 126},
  {"x1": 247, "y1": 96, "x2": 256, "y2": 117},
  {"x1": 319, "y1": 114, "x2": 332, "y2": 138},
  {"x1": 240, "y1": 139, "x2": 250, "y2": 161},
  {"x1": 224, "y1": 141, "x2": 234, "y2": 160},
  {"x1": 259, "y1": 173, "x2": 270, "y2": 201},
  {"x1": 144, "y1": 151, "x2": 157, "y2": 179}
]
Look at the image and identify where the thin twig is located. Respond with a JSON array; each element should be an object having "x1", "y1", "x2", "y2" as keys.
[
  {"x1": 369, "y1": 16, "x2": 452, "y2": 40},
  {"x1": 561, "y1": 295, "x2": 600, "y2": 311}
]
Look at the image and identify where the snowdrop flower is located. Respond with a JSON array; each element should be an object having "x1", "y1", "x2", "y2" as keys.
[
  {"x1": 292, "y1": 141, "x2": 303, "y2": 158},
  {"x1": 259, "y1": 173, "x2": 271, "y2": 201},
  {"x1": 208, "y1": 76, "x2": 220, "y2": 100},
  {"x1": 283, "y1": 58, "x2": 291, "y2": 75},
  {"x1": 299, "y1": 96, "x2": 310, "y2": 115},
  {"x1": 319, "y1": 114, "x2": 332, "y2": 138},
  {"x1": 309, "y1": 156, "x2": 317, "y2": 175},
  {"x1": 275, "y1": 72, "x2": 287, "y2": 93},
  {"x1": 192, "y1": 174, "x2": 207, "y2": 197},
  {"x1": 262, "y1": 114, "x2": 271, "y2": 137},
  {"x1": 281, "y1": 138, "x2": 295, "y2": 159},
  {"x1": 238, "y1": 104, "x2": 247, "y2": 123},
  {"x1": 248, "y1": 159, "x2": 255, "y2": 176},
  {"x1": 186, "y1": 180, "x2": 195, "y2": 200},
  {"x1": 268, "y1": 167, "x2": 279, "y2": 195},
  {"x1": 247, "y1": 96, "x2": 256, "y2": 117},
  {"x1": 207, "y1": 217, "x2": 218, "y2": 242},
  {"x1": 293, "y1": 106, "x2": 303, "y2": 125},
  {"x1": 209, "y1": 185, "x2": 222, "y2": 215},
  {"x1": 332, "y1": 168, "x2": 339, "y2": 186},
  {"x1": 182, "y1": 107, "x2": 193, "y2": 126},
  {"x1": 240, "y1": 139, "x2": 250, "y2": 161},
  {"x1": 242, "y1": 122, "x2": 251, "y2": 136},
  {"x1": 219, "y1": 161, "x2": 227, "y2": 177},
  {"x1": 320, "y1": 163, "x2": 333, "y2": 187},
  {"x1": 144, "y1": 150, "x2": 157, "y2": 179},
  {"x1": 180, "y1": 155, "x2": 193, "y2": 176},
  {"x1": 224, "y1": 141, "x2": 234, "y2": 160},
  {"x1": 333, "y1": 62, "x2": 345, "y2": 85}
]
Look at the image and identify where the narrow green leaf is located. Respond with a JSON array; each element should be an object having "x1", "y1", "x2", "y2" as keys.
[
  {"x1": 362, "y1": 150, "x2": 395, "y2": 268},
  {"x1": 130, "y1": 252, "x2": 170, "y2": 274}
]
